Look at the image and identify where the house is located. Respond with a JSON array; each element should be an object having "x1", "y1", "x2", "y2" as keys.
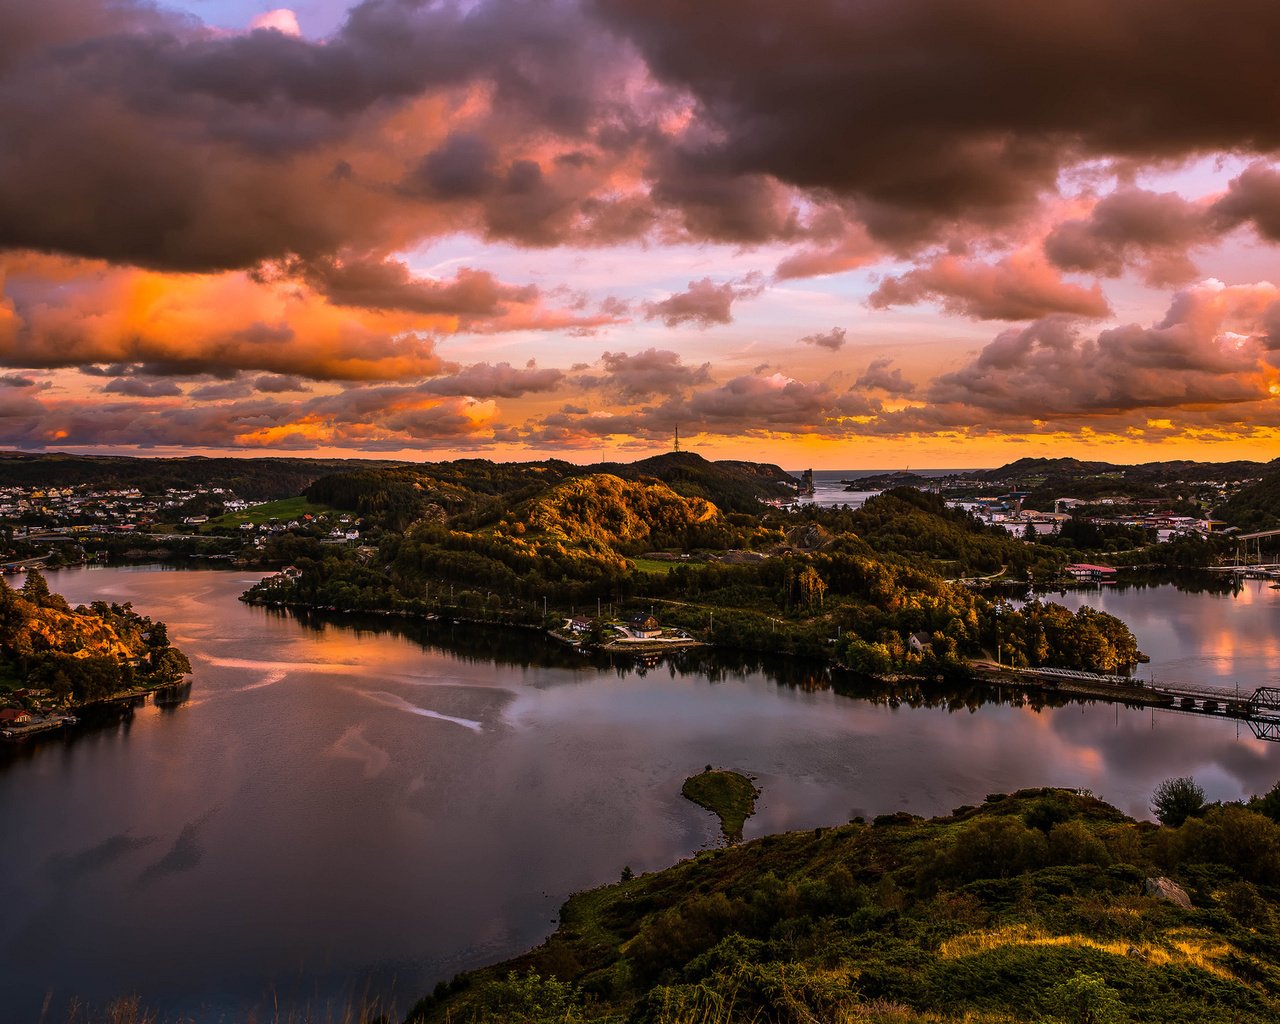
[
  {"x1": 1066, "y1": 563, "x2": 1117, "y2": 582},
  {"x1": 567, "y1": 616, "x2": 595, "y2": 634},
  {"x1": 908, "y1": 632, "x2": 933, "y2": 654},
  {"x1": 0, "y1": 708, "x2": 33, "y2": 726},
  {"x1": 629, "y1": 614, "x2": 662, "y2": 639}
]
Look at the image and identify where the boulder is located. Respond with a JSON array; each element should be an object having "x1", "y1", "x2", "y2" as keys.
[{"x1": 1144, "y1": 876, "x2": 1192, "y2": 909}]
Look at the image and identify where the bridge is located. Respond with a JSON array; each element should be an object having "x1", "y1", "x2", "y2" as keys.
[{"x1": 976, "y1": 664, "x2": 1280, "y2": 742}]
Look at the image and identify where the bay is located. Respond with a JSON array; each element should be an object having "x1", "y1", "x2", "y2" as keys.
[{"x1": 2, "y1": 566, "x2": 1278, "y2": 1020}]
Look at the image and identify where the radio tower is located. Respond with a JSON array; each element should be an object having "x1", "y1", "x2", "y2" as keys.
[{"x1": 673, "y1": 425, "x2": 680, "y2": 452}]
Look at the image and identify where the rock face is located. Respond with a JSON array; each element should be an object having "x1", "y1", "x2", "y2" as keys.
[{"x1": 1144, "y1": 876, "x2": 1193, "y2": 909}]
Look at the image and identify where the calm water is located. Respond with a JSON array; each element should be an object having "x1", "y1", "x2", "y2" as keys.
[{"x1": 3, "y1": 567, "x2": 1280, "y2": 1020}]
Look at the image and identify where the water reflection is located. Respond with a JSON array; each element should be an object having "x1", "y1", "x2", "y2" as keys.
[{"x1": 1, "y1": 567, "x2": 1279, "y2": 1023}]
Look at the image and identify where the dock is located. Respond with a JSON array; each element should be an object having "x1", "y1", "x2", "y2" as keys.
[{"x1": 973, "y1": 662, "x2": 1280, "y2": 741}]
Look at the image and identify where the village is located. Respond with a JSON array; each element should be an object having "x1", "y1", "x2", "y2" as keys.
[{"x1": 0, "y1": 483, "x2": 368, "y2": 573}]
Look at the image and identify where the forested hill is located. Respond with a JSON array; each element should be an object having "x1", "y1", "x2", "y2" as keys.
[
  {"x1": 1215, "y1": 467, "x2": 1280, "y2": 531},
  {"x1": 411, "y1": 788, "x2": 1280, "y2": 1024},
  {"x1": 0, "y1": 452, "x2": 409, "y2": 500},
  {"x1": 972, "y1": 456, "x2": 1275, "y2": 485},
  {"x1": 304, "y1": 452, "x2": 797, "y2": 528},
  {"x1": 0, "y1": 570, "x2": 190, "y2": 703}
]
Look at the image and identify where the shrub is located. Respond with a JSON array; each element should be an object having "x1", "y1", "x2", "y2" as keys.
[
  {"x1": 1046, "y1": 971, "x2": 1124, "y2": 1024},
  {"x1": 1151, "y1": 776, "x2": 1206, "y2": 827}
]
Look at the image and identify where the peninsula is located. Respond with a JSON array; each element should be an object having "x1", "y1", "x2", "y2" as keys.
[{"x1": 0, "y1": 569, "x2": 191, "y2": 737}]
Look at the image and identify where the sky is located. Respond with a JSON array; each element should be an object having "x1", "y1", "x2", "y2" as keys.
[{"x1": 4, "y1": 3, "x2": 1280, "y2": 469}]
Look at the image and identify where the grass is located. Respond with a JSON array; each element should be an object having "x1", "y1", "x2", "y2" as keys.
[
  {"x1": 202, "y1": 496, "x2": 332, "y2": 532},
  {"x1": 630, "y1": 557, "x2": 681, "y2": 575},
  {"x1": 681, "y1": 769, "x2": 760, "y2": 843}
]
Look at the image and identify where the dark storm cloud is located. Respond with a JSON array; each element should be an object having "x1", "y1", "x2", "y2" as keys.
[
  {"x1": 1212, "y1": 162, "x2": 1280, "y2": 243},
  {"x1": 7, "y1": 0, "x2": 1280, "y2": 276},
  {"x1": 0, "y1": 0, "x2": 649, "y2": 271},
  {"x1": 593, "y1": 0, "x2": 1280, "y2": 243}
]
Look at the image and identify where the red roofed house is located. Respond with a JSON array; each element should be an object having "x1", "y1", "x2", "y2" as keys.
[{"x1": 1066, "y1": 564, "x2": 1117, "y2": 582}]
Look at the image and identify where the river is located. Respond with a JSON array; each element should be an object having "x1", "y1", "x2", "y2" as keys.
[{"x1": 2, "y1": 566, "x2": 1279, "y2": 1020}]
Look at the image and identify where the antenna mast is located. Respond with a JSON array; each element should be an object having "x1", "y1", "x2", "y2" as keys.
[{"x1": 673, "y1": 425, "x2": 680, "y2": 452}]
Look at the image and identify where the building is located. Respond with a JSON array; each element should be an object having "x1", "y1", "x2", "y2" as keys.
[
  {"x1": 908, "y1": 632, "x2": 933, "y2": 654},
  {"x1": 1066, "y1": 564, "x2": 1117, "y2": 582},
  {"x1": 629, "y1": 614, "x2": 662, "y2": 639}
]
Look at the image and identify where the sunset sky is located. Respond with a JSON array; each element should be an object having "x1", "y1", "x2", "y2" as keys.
[{"x1": 4, "y1": 1, "x2": 1280, "y2": 468}]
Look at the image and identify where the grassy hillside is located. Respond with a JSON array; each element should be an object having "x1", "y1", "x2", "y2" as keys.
[
  {"x1": 411, "y1": 788, "x2": 1280, "y2": 1024},
  {"x1": 202, "y1": 496, "x2": 332, "y2": 531}
]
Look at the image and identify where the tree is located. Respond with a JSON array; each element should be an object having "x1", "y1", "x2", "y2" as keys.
[
  {"x1": 1251, "y1": 780, "x2": 1280, "y2": 824},
  {"x1": 1046, "y1": 972, "x2": 1123, "y2": 1024},
  {"x1": 1151, "y1": 776, "x2": 1206, "y2": 827}
]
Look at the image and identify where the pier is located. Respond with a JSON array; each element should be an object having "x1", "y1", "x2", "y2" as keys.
[{"x1": 973, "y1": 662, "x2": 1280, "y2": 741}]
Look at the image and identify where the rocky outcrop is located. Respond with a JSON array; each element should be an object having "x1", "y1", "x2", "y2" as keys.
[{"x1": 1144, "y1": 876, "x2": 1192, "y2": 909}]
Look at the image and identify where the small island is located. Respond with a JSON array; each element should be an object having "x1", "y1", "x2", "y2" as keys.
[
  {"x1": 681, "y1": 767, "x2": 760, "y2": 843},
  {"x1": 0, "y1": 569, "x2": 192, "y2": 739}
]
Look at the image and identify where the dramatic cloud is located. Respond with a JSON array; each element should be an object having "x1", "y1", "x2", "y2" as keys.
[
  {"x1": 1044, "y1": 188, "x2": 1217, "y2": 285},
  {"x1": 291, "y1": 257, "x2": 538, "y2": 317},
  {"x1": 683, "y1": 372, "x2": 876, "y2": 430},
  {"x1": 596, "y1": 0, "x2": 1280, "y2": 245},
  {"x1": 0, "y1": 258, "x2": 448, "y2": 381},
  {"x1": 0, "y1": 385, "x2": 502, "y2": 452},
  {"x1": 6, "y1": 1, "x2": 1280, "y2": 456},
  {"x1": 643, "y1": 275, "x2": 764, "y2": 328},
  {"x1": 422, "y1": 361, "x2": 564, "y2": 399},
  {"x1": 575, "y1": 348, "x2": 712, "y2": 401},
  {"x1": 798, "y1": 327, "x2": 846, "y2": 351},
  {"x1": 0, "y1": 254, "x2": 608, "y2": 382},
  {"x1": 869, "y1": 252, "x2": 1111, "y2": 321},
  {"x1": 925, "y1": 280, "x2": 1278, "y2": 421},
  {"x1": 1212, "y1": 162, "x2": 1280, "y2": 243}
]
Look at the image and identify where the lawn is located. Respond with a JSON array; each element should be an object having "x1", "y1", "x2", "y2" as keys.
[{"x1": 202, "y1": 496, "x2": 332, "y2": 532}]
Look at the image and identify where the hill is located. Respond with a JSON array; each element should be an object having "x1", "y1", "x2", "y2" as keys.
[
  {"x1": 0, "y1": 452, "x2": 410, "y2": 501},
  {"x1": 605, "y1": 452, "x2": 797, "y2": 514},
  {"x1": 412, "y1": 788, "x2": 1280, "y2": 1024},
  {"x1": 1215, "y1": 467, "x2": 1280, "y2": 531},
  {"x1": 0, "y1": 570, "x2": 190, "y2": 703},
  {"x1": 303, "y1": 453, "x2": 797, "y2": 531}
]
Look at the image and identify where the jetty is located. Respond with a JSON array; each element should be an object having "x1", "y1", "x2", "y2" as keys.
[{"x1": 973, "y1": 661, "x2": 1280, "y2": 741}]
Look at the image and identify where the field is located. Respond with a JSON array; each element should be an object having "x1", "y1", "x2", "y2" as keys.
[{"x1": 202, "y1": 496, "x2": 332, "y2": 532}]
